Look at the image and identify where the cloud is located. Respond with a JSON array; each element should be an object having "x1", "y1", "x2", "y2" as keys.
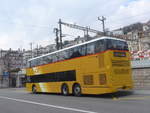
[
  {"x1": 0, "y1": 0, "x2": 150, "y2": 50},
  {"x1": 107, "y1": 0, "x2": 150, "y2": 29}
]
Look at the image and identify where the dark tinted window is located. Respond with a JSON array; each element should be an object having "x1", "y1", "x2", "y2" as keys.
[
  {"x1": 80, "y1": 45, "x2": 87, "y2": 56},
  {"x1": 95, "y1": 39, "x2": 106, "y2": 53},
  {"x1": 106, "y1": 39, "x2": 128, "y2": 51},
  {"x1": 26, "y1": 70, "x2": 76, "y2": 83},
  {"x1": 59, "y1": 50, "x2": 69, "y2": 60},
  {"x1": 31, "y1": 60, "x2": 37, "y2": 67},
  {"x1": 87, "y1": 42, "x2": 95, "y2": 54},
  {"x1": 28, "y1": 61, "x2": 31, "y2": 68},
  {"x1": 70, "y1": 46, "x2": 82, "y2": 58},
  {"x1": 44, "y1": 55, "x2": 53, "y2": 64},
  {"x1": 29, "y1": 39, "x2": 113, "y2": 67},
  {"x1": 38, "y1": 58, "x2": 43, "y2": 65}
]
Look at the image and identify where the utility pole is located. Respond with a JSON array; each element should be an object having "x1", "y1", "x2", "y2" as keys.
[
  {"x1": 30, "y1": 43, "x2": 33, "y2": 58},
  {"x1": 54, "y1": 28, "x2": 60, "y2": 50},
  {"x1": 58, "y1": 19, "x2": 63, "y2": 49},
  {"x1": 98, "y1": 16, "x2": 106, "y2": 35},
  {"x1": 85, "y1": 26, "x2": 89, "y2": 41},
  {"x1": 36, "y1": 44, "x2": 39, "y2": 56}
]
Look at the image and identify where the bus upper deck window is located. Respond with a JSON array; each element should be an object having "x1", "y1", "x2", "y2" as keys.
[
  {"x1": 28, "y1": 61, "x2": 31, "y2": 68},
  {"x1": 95, "y1": 39, "x2": 105, "y2": 53}
]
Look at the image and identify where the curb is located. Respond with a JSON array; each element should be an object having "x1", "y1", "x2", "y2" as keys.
[{"x1": 133, "y1": 90, "x2": 150, "y2": 95}]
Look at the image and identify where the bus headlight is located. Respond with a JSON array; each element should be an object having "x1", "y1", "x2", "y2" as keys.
[{"x1": 99, "y1": 74, "x2": 107, "y2": 85}]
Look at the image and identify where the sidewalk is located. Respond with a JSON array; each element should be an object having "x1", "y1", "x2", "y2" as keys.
[{"x1": 133, "y1": 90, "x2": 150, "y2": 95}]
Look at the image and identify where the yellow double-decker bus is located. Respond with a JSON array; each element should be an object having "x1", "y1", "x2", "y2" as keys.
[{"x1": 26, "y1": 36, "x2": 133, "y2": 96}]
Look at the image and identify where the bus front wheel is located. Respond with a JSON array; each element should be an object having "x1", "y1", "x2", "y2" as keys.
[
  {"x1": 32, "y1": 85, "x2": 37, "y2": 94},
  {"x1": 73, "y1": 84, "x2": 81, "y2": 96},
  {"x1": 61, "y1": 84, "x2": 69, "y2": 96}
]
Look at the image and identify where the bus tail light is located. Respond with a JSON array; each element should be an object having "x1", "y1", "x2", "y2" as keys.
[{"x1": 99, "y1": 74, "x2": 107, "y2": 85}]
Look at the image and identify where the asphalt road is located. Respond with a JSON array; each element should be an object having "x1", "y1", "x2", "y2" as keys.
[{"x1": 0, "y1": 88, "x2": 150, "y2": 113}]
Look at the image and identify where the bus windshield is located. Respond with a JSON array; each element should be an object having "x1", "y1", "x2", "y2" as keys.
[{"x1": 106, "y1": 39, "x2": 128, "y2": 51}]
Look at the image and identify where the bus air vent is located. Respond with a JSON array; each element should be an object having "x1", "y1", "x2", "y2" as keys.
[
  {"x1": 114, "y1": 69, "x2": 129, "y2": 75},
  {"x1": 112, "y1": 60, "x2": 130, "y2": 67},
  {"x1": 83, "y1": 75, "x2": 93, "y2": 85},
  {"x1": 99, "y1": 74, "x2": 107, "y2": 85}
]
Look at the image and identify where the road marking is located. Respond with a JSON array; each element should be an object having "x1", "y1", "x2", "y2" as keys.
[
  {"x1": 112, "y1": 97, "x2": 119, "y2": 100},
  {"x1": 0, "y1": 96, "x2": 97, "y2": 113}
]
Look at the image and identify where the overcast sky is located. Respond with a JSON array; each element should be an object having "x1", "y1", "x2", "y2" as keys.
[{"x1": 0, "y1": 0, "x2": 150, "y2": 50}]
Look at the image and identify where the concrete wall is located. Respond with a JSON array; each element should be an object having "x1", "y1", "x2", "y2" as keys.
[
  {"x1": 132, "y1": 68, "x2": 150, "y2": 90},
  {"x1": 132, "y1": 60, "x2": 150, "y2": 90},
  {"x1": 0, "y1": 78, "x2": 9, "y2": 88}
]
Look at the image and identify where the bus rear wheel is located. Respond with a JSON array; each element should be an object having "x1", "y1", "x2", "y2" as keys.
[
  {"x1": 32, "y1": 85, "x2": 37, "y2": 94},
  {"x1": 61, "y1": 84, "x2": 69, "y2": 96},
  {"x1": 73, "y1": 84, "x2": 81, "y2": 96}
]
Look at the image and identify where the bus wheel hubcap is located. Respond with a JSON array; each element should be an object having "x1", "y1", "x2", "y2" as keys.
[
  {"x1": 75, "y1": 87, "x2": 80, "y2": 94},
  {"x1": 63, "y1": 88, "x2": 67, "y2": 94},
  {"x1": 33, "y1": 86, "x2": 36, "y2": 93}
]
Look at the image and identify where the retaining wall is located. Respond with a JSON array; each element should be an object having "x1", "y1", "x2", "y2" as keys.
[{"x1": 132, "y1": 60, "x2": 150, "y2": 90}]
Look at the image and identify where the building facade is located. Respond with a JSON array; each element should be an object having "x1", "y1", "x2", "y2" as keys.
[{"x1": 0, "y1": 49, "x2": 25, "y2": 87}]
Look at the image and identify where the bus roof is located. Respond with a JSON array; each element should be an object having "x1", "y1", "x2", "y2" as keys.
[{"x1": 28, "y1": 36, "x2": 126, "y2": 61}]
